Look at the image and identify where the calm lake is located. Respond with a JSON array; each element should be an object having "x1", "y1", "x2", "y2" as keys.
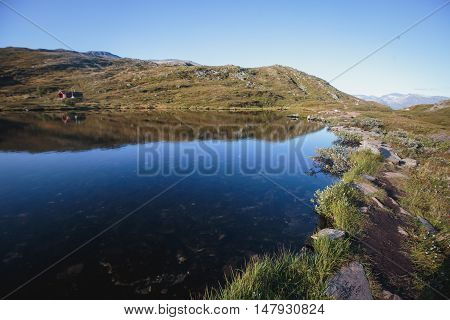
[{"x1": 0, "y1": 111, "x2": 337, "y2": 299}]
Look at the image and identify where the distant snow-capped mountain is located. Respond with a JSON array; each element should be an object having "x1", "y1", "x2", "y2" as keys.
[{"x1": 355, "y1": 93, "x2": 449, "y2": 109}]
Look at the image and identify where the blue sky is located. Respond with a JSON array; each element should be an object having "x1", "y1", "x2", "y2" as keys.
[{"x1": 1, "y1": 0, "x2": 449, "y2": 96}]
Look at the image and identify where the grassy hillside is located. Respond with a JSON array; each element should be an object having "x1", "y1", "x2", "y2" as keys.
[
  {"x1": 352, "y1": 99, "x2": 450, "y2": 135},
  {"x1": 0, "y1": 47, "x2": 378, "y2": 112}
]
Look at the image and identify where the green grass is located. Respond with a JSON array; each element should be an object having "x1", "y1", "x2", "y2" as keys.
[
  {"x1": 401, "y1": 159, "x2": 449, "y2": 230},
  {"x1": 206, "y1": 237, "x2": 350, "y2": 300},
  {"x1": 400, "y1": 158, "x2": 450, "y2": 298},
  {"x1": 342, "y1": 149, "x2": 383, "y2": 182},
  {"x1": 314, "y1": 181, "x2": 363, "y2": 235}
]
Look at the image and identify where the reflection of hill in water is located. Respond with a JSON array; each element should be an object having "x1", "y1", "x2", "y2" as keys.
[{"x1": 0, "y1": 111, "x2": 324, "y2": 152}]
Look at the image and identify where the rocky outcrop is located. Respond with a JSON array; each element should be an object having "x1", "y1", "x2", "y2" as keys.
[
  {"x1": 400, "y1": 158, "x2": 418, "y2": 168},
  {"x1": 325, "y1": 261, "x2": 373, "y2": 300},
  {"x1": 355, "y1": 181, "x2": 378, "y2": 195}
]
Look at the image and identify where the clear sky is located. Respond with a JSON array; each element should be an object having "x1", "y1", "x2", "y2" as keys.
[{"x1": 1, "y1": 0, "x2": 449, "y2": 96}]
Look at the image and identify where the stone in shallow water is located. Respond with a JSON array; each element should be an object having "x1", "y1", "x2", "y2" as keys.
[
  {"x1": 311, "y1": 228, "x2": 345, "y2": 241},
  {"x1": 325, "y1": 261, "x2": 373, "y2": 300}
]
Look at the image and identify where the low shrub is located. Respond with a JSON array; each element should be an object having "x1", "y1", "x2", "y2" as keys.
[
  {"x1": 314, "y1": 146, "x2": 350, "y2": 175},
  {"x1": 334, "y1": 131, "x2": 362, "y2": 147},
  {"x1": 356, "y1": 117, "x2": 384, "y2": 132},
  {"x1": 385, "y1": 130, "x2": 425, "y2": 157}
]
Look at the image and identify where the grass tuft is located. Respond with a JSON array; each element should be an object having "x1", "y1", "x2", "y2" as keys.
[
  {"x1": 314, "y1": 181, "x2": 363, "y2": 235},
  {"x1": 342, "y1": 149, "x2": 383, "y2": 182},
  {"x1": 205, "y1": 238, "x2": 350, "y2": 300}
]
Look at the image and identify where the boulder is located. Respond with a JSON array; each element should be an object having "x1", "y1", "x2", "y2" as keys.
[
  {"x1": 361, "y1": 174, "x2": 376, "y2": 182},
  {"x1": 382, "y1": 171, "x2": 408, "y2": 180},
  {"x1": 417, "y1": 216, "x2": 437, "y2": 234},
  {"x1": 359, "y1": 140, "x2": 381, "y2": 154},
  {"x1": 371, "y1": 197, "x2": 387, "y2": 210},
  {"x1": 397, "y1": 226, "x2": 408, "y2": 237},
  {"x1": 379, "y1": 147, "x2": 402, "y2": 165},
  {"x1": 311, "y1": 228, "x2": 345, "y2": 241},
  {"x1": 355, "y1": 181, "x2": 378, "y2": 195},
  {"x1": 359, "y1": 206, "x2": 369, "y2": 214},
  {"x1": 382, "y1": 290, "x2": 402, "y2": 300},
  {"x1": 399, "y1": 207, "x2": 412, "y2": 216},
  {"x1": 400, "y1": 158, "x2": 418, "y2": 168},
  {"x1": 325, "y1": 261, "x2": 373, "y2": 300},
  {"x1": 387, "y1": 196, "x2": 400, "y2": 207}
]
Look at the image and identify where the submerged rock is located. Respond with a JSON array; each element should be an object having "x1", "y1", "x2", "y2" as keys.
[
  {"x1": 311, "y1": 228, "x2": 345, "y2": 241},
  {"x1": 325, "y1": 261, "x2": 373, "y2": 300}
]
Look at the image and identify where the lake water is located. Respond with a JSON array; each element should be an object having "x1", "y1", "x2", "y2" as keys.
[{"x1": 0, "y1": 111, "x2": 337, "y2": 299}]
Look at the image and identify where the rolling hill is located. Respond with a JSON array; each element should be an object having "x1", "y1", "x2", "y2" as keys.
[{"x1": 0, "y1": 47, "x2": 377, "y2": 112}]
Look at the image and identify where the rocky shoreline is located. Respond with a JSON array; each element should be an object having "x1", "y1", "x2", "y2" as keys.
[{"x1": 307, "y1": 117, "x2": 440, "y2": 300}]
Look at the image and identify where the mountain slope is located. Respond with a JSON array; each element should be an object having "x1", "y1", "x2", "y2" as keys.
[
  {"x1": 356, "y1": 93, "x2": 449, "y2": 109},
  {"x1": 0, "y1": 47, "x2": 375, "y2": 111},
  {"x1": 84, "y1": 51, "x2": 121, "y2": 59}
]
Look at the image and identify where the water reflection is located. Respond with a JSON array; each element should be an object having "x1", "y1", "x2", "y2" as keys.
[
  {"x1": 0, "y1": 111, "x2": 323, "y2": 152},
  {"x1": 0, "y1": 111, "x2": 336, "y2": 299}
]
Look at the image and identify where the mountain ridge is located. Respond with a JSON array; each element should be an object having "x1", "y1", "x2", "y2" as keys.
[{"x1": 356, "y1": 93, "x2": 449, "y2": 109}]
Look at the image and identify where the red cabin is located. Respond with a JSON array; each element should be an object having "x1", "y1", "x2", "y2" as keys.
[{"x1": 57, "y1": 90, "x2": 83, "y2": 99}]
